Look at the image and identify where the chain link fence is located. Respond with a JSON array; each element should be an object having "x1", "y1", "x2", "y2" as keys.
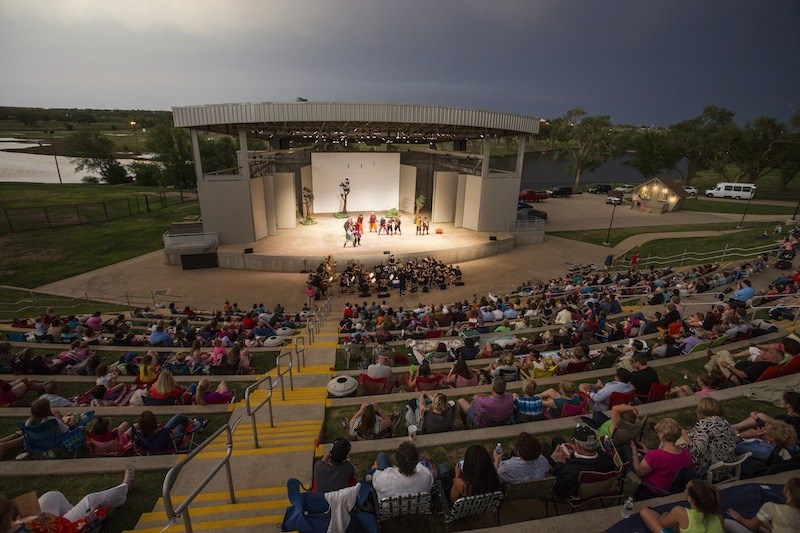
[{"x1": 0, "y1": 191, "x2": 196, "y2": 233}]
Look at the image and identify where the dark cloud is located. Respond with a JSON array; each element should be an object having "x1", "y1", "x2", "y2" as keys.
[{"x1": 0, "y1": 0, "x2": 797, "y2": 125}]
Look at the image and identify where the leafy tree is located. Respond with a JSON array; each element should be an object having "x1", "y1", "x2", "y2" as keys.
[
  {"x1": 65, "y1": 128, "x2": 128, "y2": 184},
  {"x1": 666, "y1": 106, "x2": 736, "y2": 184},
  {"x1": 14, "y1": 108, "x2": 40, "y2": 126},
  {"x1": 302, "y1": 187, "x2": 314, "y2": 220},
  {"x1": 200, "y1": 136, "x2": 237, "y2": 173},
  {"x1": 127, "y1": 161, "x2": 163, "y2": 186},
  {"x1": 144, "y1": 124, "x2": 194, "y2": 189},
  {"x1": 774, "y1": 110, "x2": 800, "y2": 189},
  {"x1": 725, "y1": 116, "x2": 784, "y2": 183},
  {"x1": 550, "y1": 108, "x2": 623, "y2": 190}
]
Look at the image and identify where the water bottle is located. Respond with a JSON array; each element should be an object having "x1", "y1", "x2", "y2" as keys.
[
  {"x1": 620, "y1": 497, "x2": 634, "y2": 519},
  {"x1": 494, "y1": 442, "x2": 503, "y2": 456}
]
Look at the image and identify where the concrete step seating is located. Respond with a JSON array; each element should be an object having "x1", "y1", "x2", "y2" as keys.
[{"x1": 194, "y1": 419, "x2": 322, "y2": 459}]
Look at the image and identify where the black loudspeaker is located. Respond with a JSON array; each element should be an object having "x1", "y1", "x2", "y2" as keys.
[
  {"x1": 278, "y1": 138, "x2": 290, "y2": 150},
  {"x1": 180, "y1": 253, "x2": 218, "y2": 270},
  {"x1": 489, "y1": 236, "x2": 498, "y2": 241},
  {"x1": 383, "y1": 251, "x2": 391, "y2": 255},
  {"x1": 244, "y1": 248, "x2": 254, "y2": 254},
  {"x1": 454, "y1": 140, "x2": 467, "y2": 151}
]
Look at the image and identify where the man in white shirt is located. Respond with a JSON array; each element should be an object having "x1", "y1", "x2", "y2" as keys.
[
  {"x1": 371, "y1": 442, "x2": 434, "y2": 500},
  {"x1": 554, "y1": 306, "x2": 573, "y2": 325},
  {"x1": 39, "y1": 382, "x2": 76, "y2": 408},
  {"x1": 367, "y1": 355, "x2": 393, "y2": 382},
  {"x1": 579, "y1": 368, "x2": 635, "y2": 411}
]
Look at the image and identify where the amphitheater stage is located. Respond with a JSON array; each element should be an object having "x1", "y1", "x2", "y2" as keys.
[{"x1": 177, "y1": 214, "x2": 538, "y2": 273}]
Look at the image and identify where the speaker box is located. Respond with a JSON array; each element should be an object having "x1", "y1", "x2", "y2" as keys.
[
  {"x1": 244, "y1": 248, "x2": 254, "y2": 254},
  {"x1": 278, "y1": 138, "x2": 290, "y2": 150},
  {"x1": 180, "y1": 253, "x2": 218, "y2": 270},
  {"x1": 454, "y1": 140, "x2": 467, "y2": 151},
  {"x1": 489, "y1": 236, "x2": 498, "y2": 241}
]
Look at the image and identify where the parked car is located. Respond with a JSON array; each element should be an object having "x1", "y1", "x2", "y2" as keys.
[
  {"x1": 546, "y1": 185, "x2": 573, "y2": 197},
  {"x1": 588, "y1": 184, "x2": 612, "y2": 194},
  {"x1": 613, "y1": 184, "x2": 636, "y2": 194},
  {"x1": 517, "y1": 206, "x2": 548, "y2": 220},
  {"x1": 518, "y1": 189, "x2": 548, "y2": 203},
  {"x1": 682, "y1": 185, "x2": 698, "y2": 196},
  {"x1": 606, "y1": 190, "x2": 623, "y2": 205}
]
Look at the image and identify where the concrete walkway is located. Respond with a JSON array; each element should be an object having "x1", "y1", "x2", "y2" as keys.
[{"x1": 611, "y1": 229, "x2": 744, "y2": 256}]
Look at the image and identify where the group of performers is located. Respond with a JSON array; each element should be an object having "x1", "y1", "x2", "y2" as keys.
[
  {"x1": 343, "y1": 212, "x2": 433, "y2": 247},
  {"x1": 333, "y1": 256, "x2": 463, "y2": 297}
]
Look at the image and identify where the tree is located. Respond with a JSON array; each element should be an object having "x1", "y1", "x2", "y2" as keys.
[
  {"x1": 550, "y1": 108, "x2": 623, "y2": 190},
  {"x1": 339, "y1": 178, "x2": 351, "y2": 214},
  {"x1": 127, "y1": 161, "x2": 163, "y2": 186},
  {"x1": 774, "y1": 109, "x2": 800, "y2": 189},
  {"x1": 144, "y1": 124, "x2": 194, "y2": 189},
  {"x1": 666, "y1": 106, "x2": 736, "y2": 184},
  {"x1": 415, "y1": 194, "x2": 427, "y2": 214},
  {"x1": 65, "y1": 128, "x2": 129, "y2": 184},
  {"x1": 624, "y1": 130, "x2": 681, "y2": 180},
  {"x1": 302, "y1": 186, "x2": 315, "y2": 220},
  {"x1": 726, "y1": 116, "x2": 784, "y2": 183},
  {"x1": 200, "y1": 136, "x2": 237, "y2": 173}
]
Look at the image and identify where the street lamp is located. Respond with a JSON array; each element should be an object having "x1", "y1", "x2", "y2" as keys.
[
  {"x1": 44, "y1": 130, "x2": 62, "y2": 184},
  {"x1": 130, "y1": 121, "x2": 138, "y2": 147},
  {"x1": 737, "y1": 195, "x2": 753, "y2": 229},
  {"x1": 603, "y1": 202, "x2": 618, "y2": 246}
]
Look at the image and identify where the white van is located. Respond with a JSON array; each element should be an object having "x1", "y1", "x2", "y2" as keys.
[{"x1": 704, "y1": 182, "x2": 756, "y2": 200}]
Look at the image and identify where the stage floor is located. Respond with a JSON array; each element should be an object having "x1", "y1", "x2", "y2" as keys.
[{"x1": 214, "y1": 213, "x2": 516, "y2": 271}]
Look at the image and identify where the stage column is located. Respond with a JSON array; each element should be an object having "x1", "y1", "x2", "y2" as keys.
[
  {"x1": 515, "y1": 135, "x2": 526, "y2": 179},
  {"x1": 190, "y1": 129, "x2": 204, "y2": 183},
  {"x1": 238, "y1": 128, "x2": 251, "y2": 179}
]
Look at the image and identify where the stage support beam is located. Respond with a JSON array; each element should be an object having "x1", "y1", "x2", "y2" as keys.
[
  {"x1": 515, "y1": 135, "x2": 526, "y2": 179},
  {"x1": 190, "y1": 129, "x2": 204, "y2": 184},
  {"x1": 238, "y1": 128, "x2": 251, "y2": 180}
]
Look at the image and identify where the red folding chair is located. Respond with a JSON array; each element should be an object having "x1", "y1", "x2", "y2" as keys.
[
  {"x1": 357, "y1": 374, "x2": 391, "y2": 395},
  {"x1": 608, "y1": 390, "x2": 637, "y2": 408},
  {"x1": 643, "y1": 380, "x2": 673, "y2": 403},
  {"x1": 755, "y1": 364, "x2": 784, "y2": 382},
  {"x1": 559, "y1": 360, "x2": 590, "y2": 375},
  {"x1": 779, "y1": 356, "x2": 800, "y2": 377}
]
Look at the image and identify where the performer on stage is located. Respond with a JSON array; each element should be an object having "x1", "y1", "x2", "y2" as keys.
[
  {"x1": 395, "y1": 217, "x2": 401, "y2": 235},
  {"x1": 422, "y1": 217, "x2": 430, "y2": 235},
  {"x1": 369, "y1": 212, "x2": 377, "y2": 233},
  {"x1": 356, "y1": 214, "x2": 364, "y2": 234},
  {"x1": 415, "y1": 215, "x2": 422, "y2": 235},
  {"x1": 386, "y1": 217, "x2": 394, "y2": 236},
  {"x1": 343, "y1": 228, "x2": 354, "y2": 248},
  {"x1": 343, "y1": 217, "x2": 353, "y2": 234},
  {"x1": 353, "y1": 227, "x2": 362, "y2": 247},
  {"x1": 379, "y1": 216, "x2": 387, "y2": 235}
]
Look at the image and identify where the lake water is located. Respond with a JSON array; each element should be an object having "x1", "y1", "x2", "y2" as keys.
[{"x1": 0, "y1": 151, "x2": 135, "y2": 184}]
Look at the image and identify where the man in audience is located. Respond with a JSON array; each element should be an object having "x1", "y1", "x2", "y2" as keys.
[
  {"x1": 729, "y1": 279, "x2": 756, "y2": 307},
  {"x1": 629, "y1": 353, "x2": 660, "y2": 399},
  {"x1": 367, "y1": 355, "x2": 393, "y2": 392},
  {"x1": 313, "y1": 438, "x2": 356, "y2": 492},
  {"x1": 371, "y1": 441, "x2": 434, "y2": 500},
  {"x1": 579, "y1": 368, "x2": 635, "y2": 411},
  {"x1": 545, "y1": 425, "x2": 617, "y2": 499},
  {"x1": 493, "y1": 431, "x2": 551, "y2": 485},
  {"x1": 38, "y1": 381, "x2": 76, "y2": 408},
  {"x1": 512, "y1": 379, "x2": 543, "y2": 422},
  {"x1": 149, "y1": 325, "x2": 173, "y2": 347},
  {"x1": 457, "y1": 377, "x2": 515, "y2": 428}
]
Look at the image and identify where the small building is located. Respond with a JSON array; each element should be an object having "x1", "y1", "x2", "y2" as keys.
[{"x1": 632, "y1": 176, "x2": 687, "y2": 213}]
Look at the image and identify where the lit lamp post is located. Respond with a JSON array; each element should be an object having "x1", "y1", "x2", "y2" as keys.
[
  {"x1": 603, "y1": 202, "x2": 618, "y2": 246},
  {"x1": 45, "y1": 130, "x2": 62, "y2": 184},
  {"x1": 130, "y1": 121, "x2": 138, "y2": 147}
]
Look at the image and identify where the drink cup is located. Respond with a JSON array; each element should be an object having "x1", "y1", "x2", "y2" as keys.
[{"x1": 407, "y1": 425, "x2": 417, "y2": 439}]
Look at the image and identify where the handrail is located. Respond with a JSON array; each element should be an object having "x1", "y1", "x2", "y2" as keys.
[
  {"x1": 244, "y1": 375, "x2": 278, "y2": 447},
  {"x1": 628, "y1": 242, "x2": 778, "y2": 269},
  {"x1": 275, "y1": 349, "x2": 294, "y2": 401},
  {"x1": 294, "y1": 337, "x2": 306, "y2": 369},
  {"x1": 162, "y1": 415, "x2": 242, "y2": 533},
  {"x1": 747, "y1": 292, "x2": 800, "y2": 324},
  {"x1": 306, "y1": 317, "x2": 315, "y2": 344}
]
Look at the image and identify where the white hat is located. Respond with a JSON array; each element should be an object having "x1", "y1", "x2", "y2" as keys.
[{"x1": 355, "y1": 323, "x2": 363, "y2": 330}]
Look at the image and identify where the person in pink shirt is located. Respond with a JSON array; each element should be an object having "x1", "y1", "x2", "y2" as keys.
[
  {"x1": 669, "y1": 373, "x2": 718, "y2": 398},
  {"x1": 630, "y1": 417, "x2": 693, "y2": 496},
  {"x1": 457, "y1": 377, "x2": 514, "y2": 428},
  {"x1": 84, "y1": 312, "x2": 103, "y2": 332}
]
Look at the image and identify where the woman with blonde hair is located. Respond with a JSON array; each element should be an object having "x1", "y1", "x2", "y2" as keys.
[
  {"x1": 194, "y1": 378, "x2": 233, "y2": 405},
  {"x1": 418, "y1": 392, "x2": 453, "y2": 434},
  {"x1": 538, "y1": 381, "x2": 582, "y2": 418},
  {"x1": 148, "y1": 371, "x2": 186, "y2": 402},
  {"x1": 680, "y1": 397, "x2": 737, "y2": 482},
  {"x1": 630, "y1": 417, "x2": 693, "y2": 496}
]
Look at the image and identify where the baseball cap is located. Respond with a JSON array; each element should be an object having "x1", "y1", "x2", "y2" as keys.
[
  {"x1": 330, "y1": 438, "x2": 351, "y2": 463},
  {"x1": 573, "y1": 425, "x2": 599, "y2": 450}
]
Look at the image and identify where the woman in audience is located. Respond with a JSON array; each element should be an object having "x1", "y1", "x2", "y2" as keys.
[
  {"x1": 736, "y1": 420, "x2": 798, "y2": 477},
  {"x1": 406, "y1": 361, "x2": 435, "y2": 391},
  {"x1": 449, "y1": 444, "x2": 502, "y2": 503},
  {"x1": 731, "y1": 390, "x2": 800, "y2": 439},
  {"x1": 538, "y1": 381, "x2": 582, "y2": 418},
  {"x1": 680, "y1": 397, "x2": 737, "y2": 482},
  {"x1": 348, "y1": 402, "x2": 394, "y2": 439},
  {"x1": 418, "y1": 392, "x2": 454, "y2": 434},
  {"x1": 630, "y1": 418, "x2": 693, "y2": 497},
  {"x1": 135, "y1": 410, "x2": 191, "y2": 441},
  {"x1": 0, "y1": 378, "x2": 44, "y2": 406},
  {"x1": 445, "y1": 357, "x2": 478, "y2": 388},
  {"x1": 137, "y1": 353, "x2": 157, "y2": 386},
  {"x1": 669, "y1": 372, "x2": 718, "y2": 398},
  {"x1": 148, "y1": 371, "x2": 187, "y2": 403},
  {"x1": 26, "y1": 398, "x2": 74, "y2": 432},
  {"x1": 513, "y1": 378, "x2": 543, "y2": 422},
  {"x1": 725, "y1": 476, "x2": 800, "y2": 533},
  {"x1": 194, "y1": 378, "x2": 233, "y2": 405},
  {"x1": 87, "y1": 416, "x2": 132, "y2": 454},
  {"x1": 639, "y1": 479, "x2": 724, "y2": 533}
]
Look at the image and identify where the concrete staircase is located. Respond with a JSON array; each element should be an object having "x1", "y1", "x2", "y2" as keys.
[{"x1": 126, "y1": 321, "x2": 340, "y2": 532}]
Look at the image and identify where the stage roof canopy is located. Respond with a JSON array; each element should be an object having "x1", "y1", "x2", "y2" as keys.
[{"x1": 172, "y1": 102, "x2": 539, "y2": 145}]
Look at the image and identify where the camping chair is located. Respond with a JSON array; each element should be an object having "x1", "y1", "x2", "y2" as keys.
[
  {"x1": 209, "y1": 364, "x2": 237, "y2": 375},
  {"x1": 545, "y1": 398, "x2": 589, "y2": 419},
  {"x1": 755, "y1": 364, "x2": 784, "y2": 382},
  {"x1": 436, "y1": 479, "x2": 504, "y2": 524},
  {"x1": 419, "y1": 407, "x2": 455, "y2": 435},
  {"x1": 497, "y1": 368, "x2": 520, "y2": 382},
  {"x1": 357, "y1": 374, "x2": 391, "y2": 395},
  {"x1": 708, "y1": 336, "x2": 728, "y2": 349},
  {"x1": 415, "y1": 375, "x2": 443, "y2": 391},
  {"x1": 352, "y1": 413, "x2": 401, "y2": 441},
  {"x1": 778, "y1": 356, "x2": 800, "y2": 376},
  {"x1": 690, "y1": 341, "x2": 712, "y2": 353},
  {"x1": 641, "y1": 380, "x2": 673, "y2": 403},
  {"x1": 705, "y1": 452, "x2": 752, "y2": 485},
  {"x1": 18, "y1": 411, "x2": 94, "y2": 459},
  {"x1": 131, "y1": 421, "x2": 203, "y2": 455},
  {"x1": 524, "y1": 366, "x2": 557, "y2": 379},
  {"x1": 87, "y1": 432, "x2": 134, "y2": 458},
  {"x1": 638, "y1": 466, "x2": 700, "y2": 498},
  {"x1": 498, "y1": 476, "x2": 556, "y2": 523},
  {"x1": 608, "y1": 390, "x2": 637, "y2": 408},
  {"x1": 559, "y1": 360, "x2": 589, "y2": 375},
  {"x1": 610, "y1": 414, "x2": 648, "y2": 449},
  {"x1": 548, "y1": 467, "x2": 624, "y2": 514},
  {"x1": 373, "y1": 491, "x2": 432, "y2": 522},
  {"x1": 590, "y1": 350, "x2": 619, "y2": 371}
]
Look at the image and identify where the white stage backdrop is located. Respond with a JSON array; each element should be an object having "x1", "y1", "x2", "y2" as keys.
[{"x1": 311, "y1": 153, "x2": 400, "y2": 213}]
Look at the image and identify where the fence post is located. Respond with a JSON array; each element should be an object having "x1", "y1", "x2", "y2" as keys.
[
  {"x1": 75, "y1": 204, "x2": 82, "y2": 224},
  {"x1": 180, "y1": 189, "x2": 184, "y2": 203},
  {"x1": 43, "y1": 206, "x2": 52, "y2": 228},
  {"x1": 680, "y1": 248, "x2": 687, "y2": 267},
  {"x1": 721, "y1": 243, "x2": 728, "y2": 263},
  {"x1": 126, "y1": 198, "x2": 132, "y2": 216},
  {"x1": 102, "y1": 202, "x2": 109, "y2": 221},
  {"x1": 144, "y1": 196, "x2": 151, "y2": 212},
  {"x1": 135, "y1": 195, "x2": 141, "y2": 213},
  {"x1": 125, "y1": 291, "x2": 131, "y2": 307},
  {"x1": 3, "y1": 208, "x2": 12, "y2": 232}
]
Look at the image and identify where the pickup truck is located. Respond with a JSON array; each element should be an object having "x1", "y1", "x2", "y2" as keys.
[{"x1": 518, "y1": 189, "x2": 548, "y2": 202}]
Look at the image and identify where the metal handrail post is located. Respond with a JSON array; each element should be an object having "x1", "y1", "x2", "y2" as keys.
[
  {"x1": 244, "y1": 374, "x2": 276, "y2": 447},
  {"x1": 275, "y1": 350, "x2": 293, "y2": 401},
  {"x1": 294, "y1": 337, "x2": 306, "y2": 368}
]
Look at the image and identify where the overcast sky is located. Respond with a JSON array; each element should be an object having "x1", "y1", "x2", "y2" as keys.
[{"x1": 1, "y1": 0, "x2": 798, "y2": 126}]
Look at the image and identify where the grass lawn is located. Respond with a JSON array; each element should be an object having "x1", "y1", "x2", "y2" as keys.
[
  {"x1": 0, "y1": 200, "x2": 199, "y2": 288},
  {"x1": 549, "y1": 221, "x2": 780, "y2": 248},
  {"x1": 0, "y1": 183, "x2": 192, "y2": 209},
  {"x1": 625, "y1": 227, "x2": 780, "y2": 267},
  {"x1": 680, "y1": 198, "x2": 797, "y2": 215},
  {"x1": 0, "y1": 287, "x2": 130, "y2": 321},
  {"x1": 0, "y1": 470, "x2": 168, "y2": 533}
]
